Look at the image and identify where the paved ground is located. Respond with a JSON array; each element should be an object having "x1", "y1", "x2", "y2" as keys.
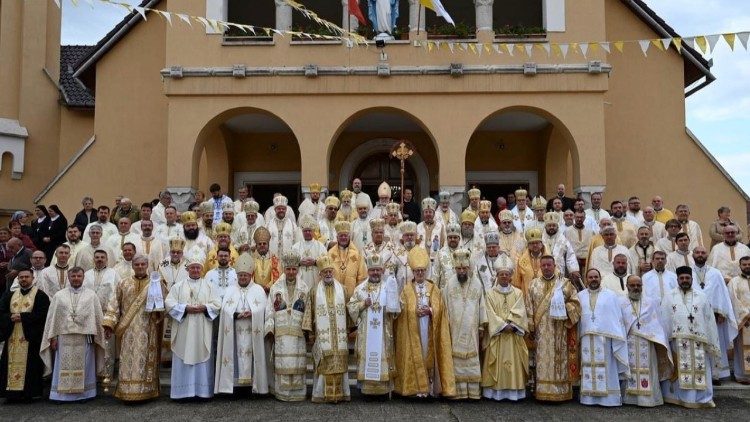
[{"x1": 3, "y1": 389, "x2": 750, "y2": 421}]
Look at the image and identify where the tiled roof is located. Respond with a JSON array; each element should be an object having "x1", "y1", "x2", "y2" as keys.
[{"x1": 60, "y1": 45, "x2": 95, "y2": 108}]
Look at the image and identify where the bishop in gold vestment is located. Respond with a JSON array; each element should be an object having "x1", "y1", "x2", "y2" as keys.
[
  {"x1": 103, "y1": 255, "x2": 168, "y2": 401},
  {"x1": 481, "y1": 255, "x2": 529, "y2": 401},
  {"x1": 393, "y1": 248, "x2": 455, "y2": 398}
]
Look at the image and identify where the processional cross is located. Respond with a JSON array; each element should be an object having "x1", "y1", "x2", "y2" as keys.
[{"x1": 391, "y1": 141, "x2": 415, "y2": 209}]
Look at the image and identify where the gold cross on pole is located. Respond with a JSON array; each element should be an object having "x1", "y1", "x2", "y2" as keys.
[{"x1": 391, "y1": 141, "x2": 415, "y2": 209}]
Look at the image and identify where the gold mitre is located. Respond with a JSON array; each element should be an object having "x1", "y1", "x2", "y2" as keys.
[
  {"x1": 479, "y1": 200, "x2": 492, "y2": 213},
  {"x1": 451, "y1": 248, "x2": 472, "y2": 268},
  {"x1": 324, "y1": 195, "x2": 340, "y2": 209},
  {"x1": 334, "y1": 219, "x2": 351, "y2": 234},
  {"x1": 493, "y1": 254, "x2": 515, "y2": 273},
  {"x1": 339, "y1": 189, "x2": 353, "y2": 201},
  {"x1": 316, "y1": 255, "x2": 334, "y2": 272},
  {"x1": 525, "y1": 227, "x2": 543, "y2": 243},
  {"x1": 221, "y1": 202, "x2": 235, "y2": 213},
  {"x1": 281, "y1": 250, "x2": 301, "y2": 268},
  {"x1": 386, "y1": 202, "x2": 400, "y2": 215},
  {"x1": 399, "y1": 221, "x2": 417, "y2": 235},
  {"x1": 543, "y1": 212, "x2": 560, "y2": 225},
  {"x1": 243, "y1": 200, "x2": 260, "y2": 214},
  {"x1": 514, "y1": 188, "x2": 528, "y2": 200},
  {"x1": 214, "y1": 222, "x2": 232, "y2": 236},
  {"x1": 531, "y1": 195, "x2": 547, "y2": 210},
  {"x1": 499, "y1": 209, "x2": 513, "y2": 222},
  {"x1": 369, "y1": 218, "x2": 385, "y2": 231},
  {"x1": 199, "y1": 201, "x2": 213, "y2": 215},
  {"x1": 235, "y1": 252, "x2": 255, "y2": 274},
  {"x1": 273, "y1": 195, "x2": 288, "y2": 208},
  {"x1": 309, "y1": 183, "x2": 322, "y2": 193},
  {"x1": 446, "y1": 223, "x2": 461, "y2": 237},
  {"x1": 377, "y1": 181, "x2": 391, "y2": 197},
  {"x1": 421, "y1": 197, "x2": 437, "y2": 211},
  {"x1": 253, "y1": 226, "x2": 271, "y2": 243},
  {"x1": 461, "y1": 209, "x2": 477, "y2": 225},
  {"x1": 181, "y1": 211, "x2": 198, "y2": 224},
  {"x1": 366, "y1": 254, "x2": 384, "y2": 269},
  {"x1": 169, "y1": 236, "x2": 186, "y2": 252},
  {"x1": 407, "y1": 247, "x2": 430, "y2": 270},
  {"x1": 299, "y1": 214, "x2": 319, "y2": 230},
  {"x1": 467, "y1": 187, "x2": 481, "y2": 200}
]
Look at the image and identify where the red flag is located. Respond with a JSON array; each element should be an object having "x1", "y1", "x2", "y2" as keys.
[{"x1": 348, "y1": 0, "x2": 367, "y2": 26}]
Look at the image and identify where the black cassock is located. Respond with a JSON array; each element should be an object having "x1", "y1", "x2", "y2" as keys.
[{"x1": 0, "y1": 287, "x2": 50, "y2": 401}]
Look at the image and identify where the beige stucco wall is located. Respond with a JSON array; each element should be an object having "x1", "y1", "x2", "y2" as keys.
[
  {"x1": 58, "y1": 108, "x2": 95, "y2": 168},
  {"x1": 602, "y1": 0, "x2": 747, "y2": 244}
]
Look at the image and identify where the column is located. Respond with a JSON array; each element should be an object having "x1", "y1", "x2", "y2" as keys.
[
  {"x1": 474, "y1": 0, "x2": 493, "y2": 31},
  {"x1": 341, "y1": 0, "x2": 360, "y2": 33},
  {"x1": 275, "y1": 0, "x2": 293, "y2": 32},
  {"x1": 408, "y1": 0, "x2": 426, "y2": 37},
  {"x1": 205, "y1": 0, "x2": 228, "y2": 34},
  {"x1": 574, "y1": 185, "x2": 606, "y2": 208},
  {"x1": 166, "y1": 187, "x2": 197, "y2": 212}
]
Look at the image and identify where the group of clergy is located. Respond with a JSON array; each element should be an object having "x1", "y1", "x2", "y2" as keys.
[{"x1": 2, "y1": 182, "x2": 750, "y2": 410}]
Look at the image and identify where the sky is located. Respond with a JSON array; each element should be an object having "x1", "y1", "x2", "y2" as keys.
[{"x1": 61, "y1": 0, "x2": 750, "y2": 194}]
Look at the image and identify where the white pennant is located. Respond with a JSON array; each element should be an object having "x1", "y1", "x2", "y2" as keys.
[
  {"x1": 542, "y1": 43, "x2": 551, "y2": 57},
  {"x1": 738, "y1": 32, "x2": 750, "y2": 50},
  {"x1": 507, "y1": 43, "x2": 515, "y2": 56},
  {"x1": 683, "y1": 37, "x2": 695, "y2": 49},
  {"x1": 133, "y1": 6, "x2": 147, "y2": 20},
  {"x1": 525, "y1": 44, "x2": 533, "y2": 57},
  {"x1": 196, "y1": 16, "x2": 212, "y2": 31},
  {"x1": 600, "y1": 42, "x2": 611, "y2": 54},
  {"x1": 177, "y1": 13, "x2": 192, "y2": 26},
  {"x1": 460, "y1": 42, "x2": 468, "y2": 51},
  {"x1": 706, "y1": 34, "x2": 721, "y2": 52},
  {"x1": 661, "y1": 38, "x2": 672, "y2": 51},
  {"x1": 477, "y1": 43, "x2": 483, "y2": 57},
  {"x1": 54, "y1": 0, "x2": 61, "y2": 8},
  {"x1": 560, "y1": 43, "x2": 569, "y2": 59},
  {"x1": 492, "y1": 44, "x2": 501, "y2": 54},
  {"x1": 579, "y1": 43, "x2": 589, "y2": 58},
  {"x1": 157, "y1": 11, "x2": 172, "y2": 26},
  {"x1": 435, "y1": 41, "x2": 441, "y2": 50},
  {"x1": 448, "y1": 42, "x2": 455, "y2": 53},
  {"x1": 638, "y1": 39, "x2": 650, "y2": 56}
]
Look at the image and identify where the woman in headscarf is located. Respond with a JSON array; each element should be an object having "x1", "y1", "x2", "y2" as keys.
[
  {"x1": 41, "y1": 205, "x2": 67, "y2": 264},
  {"x1": 30, "y1": 205, "x2": 50, "y2": 251}
]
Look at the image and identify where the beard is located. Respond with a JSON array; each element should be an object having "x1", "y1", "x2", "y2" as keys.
[
  {"x1": 694, "y1": 257, "x2": 707, "y2": 266},
  {"x1": 628, "y1": 291, "x2": 642, "y2": 301},
  {"x1": 184, "y1": 228, "x2": 199, "y2": 240},
  {"x1": 324, "y1": 275, "x2": 334, "y2": 284},
  {"x1": 369, "y1": 275, "x2": 381, "y2": 283},
  {"x1": 546, "y1": 228, "x2": 558, "y2": 236},
  {"x1": 742, "y1": 268, "x2": 750, "y2": 277},
  {"x1": 461, "y1": 228, "x2": 473, "y2": 238},
  {"x1": 403, "y1": 240, "x2": 415, "y2": 250},
  {"x1": 457, "y1": 273, "x2": 468, "y2": 283}
]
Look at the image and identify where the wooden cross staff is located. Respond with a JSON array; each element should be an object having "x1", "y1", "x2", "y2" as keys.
[{"x1": 391, "y1": 141, "x2": 415, "y2": 209}]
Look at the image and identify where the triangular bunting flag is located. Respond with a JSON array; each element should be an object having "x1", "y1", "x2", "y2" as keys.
[
  {"x1": 460, "y1": 42, "x2": 468, "y2": 51},
  {"x1": 492, "y1": 44, "x2": 501, "y2": 54},
  {"x1": 428, "y1": 41, "x2": 434, "y2": 52},
  {"x1": 661, "y1": 38, "x2": 672, "y2": 51},
  {"x1": 469, "y1": 43, "x2": 477, "y2": 54},
  {"x1": 723, "y1": 33, "x2": 736, "y2": 51},
  {"x1": 133, "y1": 6, "x2": 147, "y2": 20},
  {"x1": 484, "y1": 44, "x2": 491, "y2": 53},
  {"x1": 507, "y1": 43, "x2": 515, "y2": 56},
  {"x1": 600, "y1": 42, "x2": 611, "y2": 54},
  {"x1": 449, "y1": 42, "x2": 455, "y2": 53},
  {"x1": 525, "y1": 44, "x2": 534, "y2": 57},
  {"x1": 177, "y1": 13, "x2": 192, "y2": 26},
  {"x1": 673, "y1": 37, "x2": 682, "y2": 52},
  {"x1": 614, "y1": 41, "x2": 624, "y2": 53},
  {"x1": 551, "y1": 43, "x2": 561, "y2": 56},
  {"x1": 515, "y1": 44, "x2": 525, "y2": 54},
  {"x1": 560, "y1": 43, "x2": 569, "y2": 59},
  {"x1": 651, "y1": 39, "x2": 664, "y2": 51},
  {"x1": 156, "y1": 10, "x2": 173, "y2": 26},
  {"x1": 738, "y1": 32, "x2": 750, "y2": 50},
  {"x1": 579, "y1": 43, "x2": 589, "y2": 58},
  {"x1": 477, "y1": 43, "x2": 483, "y2": 57},
  {"x1": 195, "y1": 17, "x2": 212, "y2": 32},
  {"x1": 706, "y1": 34, "x2": 720, "y2": 52},
  {"x1": 638, "y1": 40, "x2": 650, "y2": 56}
]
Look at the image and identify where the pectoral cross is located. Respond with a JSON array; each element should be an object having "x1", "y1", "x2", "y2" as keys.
[
  {"x1": 636, "y1": 322, "x2": 641, "y2": 329},
  {"x1": 688, "y1": 314, "x2": 695, "y2": 324},
  {"x1": 370, "y1": 318, "x2": 381, "y2": 329}
]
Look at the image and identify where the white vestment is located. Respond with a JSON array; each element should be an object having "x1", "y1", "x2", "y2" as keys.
[
  {"x1": 205, "y1": 267, "x2": 239, "y2": 303},
  {"x1": 83, "y1": 221, "x2": 118, "y2": 243},
  {"x1": 642, "y1": 269, "x2": 677, "y2": 304},
  {"x1": 589, "y1": 244, "x2": 634, "y2": 275},
  {"x1": 564, "y1": 226, "x2": 594, "y2": 260},
  {"x1": 665, "y1": 250, "x2": 694, "y2": 274},
  {"x1": 267, "y1": 217, "x2": 299, "y2": 258},
  {"x1": 543, "y1": 232, "x2": 579, "y2": 276},
  {"x1": 678, "y1": 220, "x2": 704, "y2": 251},
  {"x1": 350, "y1": 217, "x2": 372, "y2": 253},
  {"x1": 38, "y1": 265, "x2": 69, "y2": 298},
  {"x1": 708, "y1": 241, "x2": 750, "y2": 282},
  {"x1": 511, "y1": 207, "x2": 534, "y2": 233},
  {"x1": 291, "y1": 239, "x2": 328, "y2": 288}
]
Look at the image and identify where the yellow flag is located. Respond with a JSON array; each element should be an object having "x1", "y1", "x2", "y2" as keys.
[
  {"x1": 651, "y1": 39, "x2": 664, "y2": 51},
  {"x1": 695, "y1": 36, "x2": 708, "y2": 53},
  {"x1": 614, "y1": 41, "x2": 625, "y2": 53},
  {"x1": 469, "y1": 43, "x2": 477, "y2": 54},
  {"x1": 723, "y1": 33, "x2": 736, "y2": 51},
  {"x1": 673, "y1": 37, "x2": 683, "y2": 52}
]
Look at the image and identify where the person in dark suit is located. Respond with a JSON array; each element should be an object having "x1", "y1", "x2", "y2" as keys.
[
  {"x1": 546, "y1": 183, "x2": 576, "y2": 211},
  {"x1": 40, "y1": 205, "x2": 67, "y2": 265},
  {"x1": 401, "y1": 188, "x2": 422, "y2": 224},
  {"x1": 73, "y1": 196, "x2": 97, "y2": 234},
  {"x1": 3, "y1": 238, "x2": 32, "y2": 289},
  {"x1": 30, "y1": 206, "x2": 50, "y2": 251}
]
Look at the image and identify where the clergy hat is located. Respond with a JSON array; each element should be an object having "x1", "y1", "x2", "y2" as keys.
[
  {"x1": 214, "y1": 222, "x2": 232, "y2": 236},
  {"x1": 386, "y1": 202, "x2": 400, "y2": 215},
  {"x1": 243, "y1": 200, "x2": 260, "y2": 214},
  {"x1": 499, "y1": 210, "x2": 513, "y2": 222},
  {"x1": 169, "y1": 236, "x2": 186, "y2": 252},
  {"x1": 543, "y1": 212, "x2": 560, "y2": 225},
  {"x1": 235, "y1": 253, "x2": 255, "y2": 274},
  {"x1": 531, "y1": 196, "x2": 547, "y2": 210},
  {"x1": 309, "y1": 183, "x2": 322, "y2": 193},
  {"x1": 451, "y1": 249, "x2": 471, "y2": 268},
  {"x1": 461, "y1": 209, "x2": 477, "y2": 225},
  {"x1": 421, "y1": 197, "x2": 437, "y2": 211},
  {"x1": 334, "y1": 220, "x2": 351, "y2": 234},
  {"x1": 467, "y1": 187, "x2": 481, "y2": 200},
  {"x1": 253, "y1": 226, "x2": 271, "y2": 243},
  {"x1": 494, "y1": 254, "x2": 515, "y2": 273},
  {"x1": 377, "y1": 182, "x2": 391, "y2": 198},
  {"x1": 281, "y1": 251, "x2": 301, "y2": 269},
  {"x1": 181, "y1": 211, "x2": 198, "y2": 224},
  {"x1": 273, "y1": 195, "x2": 288, "y2": 208},
  {"x1": 485, "y1": 232, "x2": 500, "y2": 245},
  {"x1": 370, "y1": 218, "x2": 385, "y2": 231},
  {"x1": 199, "y1": 201, "x2": 213, "y2": 215},
  {"x1": 185, "y1": 246, "x2": 206, "y2": 267},
  {"x1": 324, "y1": 196, "x2": 340, "y2": 209},
  {"x1": 299, "y1": 215, "x2": 318, "y2": 230},
  {"x1": 221, "y1": 202, "x2": 235, "y2": 213},
  {"x1": 407, "y1": 247, "x2": 430, "y2": 270},
  {"x1": 316, "y1": 255, "x2": 334, "y2": 272},
  {"x1": 366, "y1": 254, "x2": 384, "y2": 270},
  {"x1": 514, "y1": 188, "x2": 528, "y2": 200},
  {"x1": 525, "y1": 228, "x2": 543, "y2": 244},
  {"x1": 339, "y1": 189, "x2": 353, "y2": 201},
  {"x1": 355, "y1": 194, "x2": 370, "y2": 208},
  {"x1": 446, "y1": 223, "x2": 461, "y2": 237},
  {"x1": 676, "y1": 266, "x2": 692, "y2": 276},
  {"x1": 399, "y1": 221, "x2": 417, "y2": 235},
  {"x1": 479, "y1": 200, "x2": 492, "y2": 213},
  {"x1": 439, "y1": 191, "x2": 451, "y2": 203}
]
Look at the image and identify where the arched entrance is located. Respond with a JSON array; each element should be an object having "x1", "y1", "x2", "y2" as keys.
[
  {"x1": 194, "y1": 108, "x2": 302, "y2": 211},
  {"x1": 466, "y1": 107, "x2": 578, "y2": 212},
  {"x1": 329, "y1": 108, "x2": 439, "y2": 202}
]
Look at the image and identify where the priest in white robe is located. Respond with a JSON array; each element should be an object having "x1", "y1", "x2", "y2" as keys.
[
  {"x1": 728, "y1": 257, "x2": 750, "y2": 384},
  {"x1": 351, "y1": 195, "x2": 373, "y2": 253},
  {"x1": 510, "y1": 189, "x2": 534, "y2": 233},
  {"x1": 642, "y1": 251, "x2": 677, "y2": 304},
  {"x1": 214, "y1": 253, "x2": 269, "y2": 395},
  {"x1": 443, "y1": 249, "x2": 487, "y2": 400},
  {"x1": 303, "y1": 255, "x2": 353, "y2": 403},
  {"x1": 298, "y1": 183, "x2": 326, "y2": 223},
  {"x1": 588, "y1": 227, "x2": 634, "y2": 275},
  {"x1": 266, "y1": 195, "x2": 299, "y2": 258},
  {"x1": 82, "y1": 250, "x2": 119, "y2": 380},
  {"x1": 417, "y1": 198, "x2": 446, "y2": 265},
  {"x1": 665, "y1": 233, "x2": 695, "y2": 273},
  {"x1": 205, "y1": 247, "x2": 238, "y2": 303},
  {"x1": 437, "y1": 191, "x2": 459, "y2": 227},
  {"x1": 600, "y1": 254, "x2": 632, "y2": 298},
  {"x1": 708, "y1": 224, "x2": 750, "y2": 283},
  {"x1": 578, "y1": 268, "x2": 630, "y2": 407},
  {"x1": 621, "y1": 275, "x2": 674, "y2": 407},
  {"x1": 348, "y1": 253, "x2": 400, "y2": 396},
  {"x1": 41, "y1": 267, "x2": 106, "y2": 401},
  {"x1": 291, "y1": 215, "x2": 328, "y2": 289},
  {"x1": 692, "y1": 246, "x2": 738, "y2": 382},
  {"x1": 166, "y1": 251, "x2": 222, "y2": 399},
  {"x1": 660, "y1": 266, "x2": 721, "y2": 408},
  {"x1": 38, "y1": 245, "x2": 71, "y2": 298}
]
